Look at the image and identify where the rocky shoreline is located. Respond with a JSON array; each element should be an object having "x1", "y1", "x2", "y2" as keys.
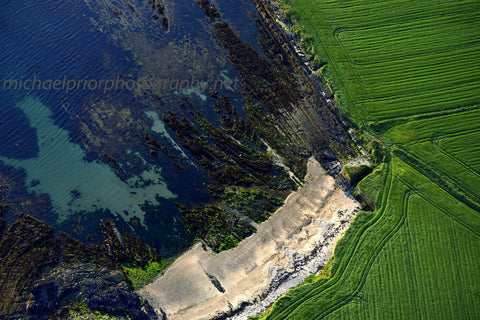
[
  {"x1": 0, "y1": 213, "x2": 159, "y2": 319},
  {"x1": 140, "y1": 158, "x2": 360, "y2": 320},
  {"x1": 138, "y1": 1, "x2": 369, "y2": 318},
  {"x1": 253, "y1": 0, "x2": 364, "y2": 155},
  {"x1": 215, "y1": 204, "x2": 359, "y2": 320}
]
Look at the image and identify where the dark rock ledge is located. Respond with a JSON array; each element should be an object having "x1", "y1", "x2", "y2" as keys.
[{"x1": 0, "y1": 212, "x2": 159, "y2": 320}]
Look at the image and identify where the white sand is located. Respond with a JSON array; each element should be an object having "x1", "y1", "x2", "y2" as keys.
[{"x1": 140, "y1": 158, "x2": 360, "y2": 319}]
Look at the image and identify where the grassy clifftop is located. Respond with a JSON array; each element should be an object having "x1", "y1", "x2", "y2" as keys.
[{"x1": 264, "y1": 0, "x2": 480, "y2": 318}]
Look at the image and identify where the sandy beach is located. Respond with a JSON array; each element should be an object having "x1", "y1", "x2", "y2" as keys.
[{"x1": 140, "y1": 158, "x2": 360, "y2": 320}]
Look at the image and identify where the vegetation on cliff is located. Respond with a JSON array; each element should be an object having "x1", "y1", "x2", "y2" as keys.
[
  {"x1": 261, "y1": 0, "x2": 480, "y2": 318},
  {"x1": 122, "y1": 257, "x2": 176, "y2": 290}
]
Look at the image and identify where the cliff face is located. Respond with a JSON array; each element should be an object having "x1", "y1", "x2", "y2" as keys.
[
  {"x1": 211, "y1": 2, "x2": 358, "y2": 160},
  {"x1": 0, "y1": 213, "x2": 158, "y2": 320}
]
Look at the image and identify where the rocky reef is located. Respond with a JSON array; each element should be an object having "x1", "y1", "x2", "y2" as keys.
[
  {"x1": 0, "y1": 212, "x2": 159, "y2": 319},
  {"x1": 97, "y1": 218, "x2": 160, "y2": 268},
  {"x1": 211, "y1": 15, "x2": 357, "y2": 159},
  {"x1": 161, "y1": 94, "x2": 298, "y2": 252},
  {"x1": 195, "y1": 0, "x2": 221, "y2": 20},
  {"x1": 154, "y1": 0, "x2": 364, "y2": 254}
]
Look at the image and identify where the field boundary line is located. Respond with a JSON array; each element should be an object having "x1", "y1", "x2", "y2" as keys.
[
  {"x1": 399, "y1": 177, "x2": 480, "y2": 237},
  {"x1": 404, "y1": 127, "x2": 480, "y2": 147},
  {"x1": 370, "y1": 104, "x2": 480, "y2": 129},
  {"x1": 393, "y1": 148, "x2": 480, "y2": 217},
  {"x1": 432, "y1": 136, "x2": 480, "y2": 177}
]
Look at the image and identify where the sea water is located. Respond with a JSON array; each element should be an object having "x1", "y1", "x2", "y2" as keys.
[
  {"x1": 0, "y1": 0, "x2": 268, "y2": 252},
  {"x1": 0, "y1": 96, "x2": 176, "y2": 226}
]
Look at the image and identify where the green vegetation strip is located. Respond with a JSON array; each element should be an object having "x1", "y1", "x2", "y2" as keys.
[
  {"x1": 264, "y1": 0, "x2": 480, "y2": 318},
  {"x1": 122, "y1": 257, "x2": 176, "y2": 290},
  {"x1": 68, "y1": 300, "x2": 122, "y2": 320}
]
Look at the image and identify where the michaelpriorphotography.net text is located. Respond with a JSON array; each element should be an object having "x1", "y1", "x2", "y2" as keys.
[{"x1": 1, "y1": 75, "x2": 242, "y2": 94}]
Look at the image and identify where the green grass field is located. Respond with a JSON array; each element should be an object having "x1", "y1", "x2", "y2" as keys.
[{"x1": 263, "y1": 0, "x2": 480, "y2": 318}]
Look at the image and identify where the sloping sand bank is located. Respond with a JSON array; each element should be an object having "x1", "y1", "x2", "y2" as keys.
[{"x1": 140, "y1": 158, "x2": 360, "y2": 320}]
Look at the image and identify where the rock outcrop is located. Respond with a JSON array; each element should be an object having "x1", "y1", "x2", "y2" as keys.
[
  {"x1": 0, "y1": 213, "x2": 158, "y2": 320},
  {"x1": 29, "y1": 264, "x2": 157, "y2": 320}
]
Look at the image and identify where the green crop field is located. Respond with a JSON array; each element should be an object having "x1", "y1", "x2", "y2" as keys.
[
  {"x1": 281, "y1": 0, "x2": 480, "y2": 125},
  {"x1": 262, "y1": 0, "x2": 480, "y2": 319}
]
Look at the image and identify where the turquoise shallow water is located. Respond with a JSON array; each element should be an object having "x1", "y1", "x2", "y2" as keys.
[
  {"x1": 0, "y1": 97, "x2": 176, "y2": 226},
  {"x1": 0, "y1": 0, "x2": 265, "y2": 253}
]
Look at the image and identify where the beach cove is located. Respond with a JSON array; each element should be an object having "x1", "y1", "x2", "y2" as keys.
[{"x1": 140, "y1": 158, "x2": 361, "y2": 320}]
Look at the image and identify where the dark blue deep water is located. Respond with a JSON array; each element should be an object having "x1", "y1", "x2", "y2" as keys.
[{"x1": 0, "y1": 0, "x2": 264, "y2": 255}]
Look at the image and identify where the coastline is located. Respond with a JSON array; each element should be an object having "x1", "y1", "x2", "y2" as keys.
[
  {"x1": 139, "y1": 1, "x2": 367, "y2": 318},
  {"x1": 139, "y1": 158, "x2": 360, "y2": 320}
]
